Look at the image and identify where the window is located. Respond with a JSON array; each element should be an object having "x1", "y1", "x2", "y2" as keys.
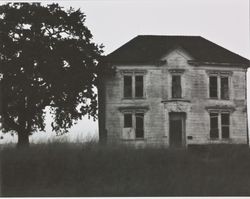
[
  {"x1": 135, "y1": 76, "x2": 143, "y2": 98},
  {"x1": 210, "y1": 113, "x2": 219, "y2": 138},
  {"x1": 221, "y1": 113, "x2": 230, "y2": 138},
  {"x1": 123, "y1": 73, "x2": 144, "y2": 98},
  {"x1": 124, "y1": 113, "x2": 132, "y2": 128},
  {"x1": 221, "y1": 77, "x2": 229, "y2": 99},
  {"x1": 124, "y1": 76, "x2": 132, "y2": 98},
  {"x1": 209, "y1": 75, "x2": 230, "y2": 99},
  {"x1": 123, "y1": 112, "x2": 144, "y2": 139},
  {"x1": 209, "y1": 76, "x2": 218, "y2": 98},
  {"x1": 172, "y1": 75, "x2": 182, "y2": 98},
  {"x1": 210, "y1": 112, "x2": 230, "y2": 139},
  {"x1": 135, "y1": 113, "x2": 144, "y2": 138}
]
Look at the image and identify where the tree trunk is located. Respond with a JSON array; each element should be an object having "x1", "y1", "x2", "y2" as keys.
[
  {"x1": 17, "y1": 101, "x2": 30, "y2": 148},
  {"x1": 17, "y1": 130, "x2": 29, "y2": 148}
]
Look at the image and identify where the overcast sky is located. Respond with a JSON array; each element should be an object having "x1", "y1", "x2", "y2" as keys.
[
  {"x1": 1, "y1": 0, "x2": 250, "y2": 142},
  {"x1": 57, "y1": 0, "x2": 250, "y2": 58}
]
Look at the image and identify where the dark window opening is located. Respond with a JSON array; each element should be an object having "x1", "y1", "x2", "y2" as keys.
[
  {"x1": 124, "y1": 76, "x2": 132, "y2": 98},
  {"x1": 135, "y1": 113, "x2": 144, "y2": 138},
  {"x1": 221, "y1": 77, "x2": 229, "y2": 99},
  {"x1": 172, "y1": 75, "x2": 182, "y2": 98},
  {"x1": 124, "y1": 113, "x2": 132, "y2": 128},
  {"x1": 135, "y1": 76, "x2": 143, "y2": 98},
  {"x1": 222, "y1": 127, "x2": 229, "y2": 139},
  {"x1": 210, "y1": 113, "x2": 219, "y2": 138},
  {"x1": 221, "y1": 113, "x2": 230, "y2": 138},
  {"x1": 209, "y1": 76, "x2": 218, "y2": 98}
]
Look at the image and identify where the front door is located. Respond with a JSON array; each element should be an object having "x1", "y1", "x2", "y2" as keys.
[{"x1": 169, "y1": 112, "x2": 186, "y2": 147}]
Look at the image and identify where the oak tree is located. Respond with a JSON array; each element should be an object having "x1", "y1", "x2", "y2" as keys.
[{"x1": 0, "y1": 3, "x2": 103, "y2": 147}]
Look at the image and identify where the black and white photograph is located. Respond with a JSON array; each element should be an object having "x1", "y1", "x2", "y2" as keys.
[{"x1": 0, "y1": 0, "x2": 250, "y2": 197}]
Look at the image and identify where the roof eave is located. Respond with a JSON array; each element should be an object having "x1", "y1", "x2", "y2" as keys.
[
  {"x1": 101, "y1": 59, "x2": 166, "y2": 66},
  {"x1": 188, "y1": 60, "x2": 250, "y2": 69}
]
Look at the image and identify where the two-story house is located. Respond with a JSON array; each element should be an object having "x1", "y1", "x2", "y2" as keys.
[{"x1": 98, "y1": 35, "x2": 249, "y2": 147}]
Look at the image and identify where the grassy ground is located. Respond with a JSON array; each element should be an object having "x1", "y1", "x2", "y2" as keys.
[{"x1": 1, "y1": 143, "x2": 250, "y2": 196}]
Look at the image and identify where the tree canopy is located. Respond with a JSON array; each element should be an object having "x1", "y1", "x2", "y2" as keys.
[{"x1": 0, "y1": 3, "x2": 103, "y2": 146}]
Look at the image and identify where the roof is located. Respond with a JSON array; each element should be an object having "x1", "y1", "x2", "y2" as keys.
[{"x1": 104, "y1": 35, "x2": 249, "y2": 66}]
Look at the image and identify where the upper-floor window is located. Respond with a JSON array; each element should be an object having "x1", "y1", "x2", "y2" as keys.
[
  {"x1": 123, "y1": 73, "x2": 144, "y2": 98},
  {"x1": 209, "y1": 76, "x2": 218, "y2": 98},
  {"x1": 172, "y1": 75, "x2": 182, "y2": 98},
  {"x1": 209, "y1": 112, "x2": 230, "y2": 139},
  {"x1": 124, "y1": 76, "x2": 132, "y2": 98},
  {"x1": 221, "y1": 77, "x2": 229, "y2": 99},
  {"x1": 209, "y1": 74, "x2": 230, "y2": 99},
  {"x1": 135, "y1": 76, "x2": 144, "y2": 98}
]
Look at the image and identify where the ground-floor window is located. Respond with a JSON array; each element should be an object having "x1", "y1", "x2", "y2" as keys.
[
  {"x1": 210, "y1": 112, "x2": 230, "y2": 139},
  {"x1": 123, "y1": 112, "x2": 144, "y2": 139},
  {"x1": 210, "y1": 113, "x2": 219, "y2": 138},
  {"x1": 124, "y1": 113, "x2": 132, "y2": 128},
  {"x1": 221, "y1": 113, "x2": 230, "y2": 138},
  {"x1": 135, "y1": 113, "x2": 144, "y2": 138}
]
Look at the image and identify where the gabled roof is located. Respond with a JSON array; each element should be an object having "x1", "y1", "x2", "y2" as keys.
[{"x1": 104, "y1": 35, "x2": 249, "y2": 66}]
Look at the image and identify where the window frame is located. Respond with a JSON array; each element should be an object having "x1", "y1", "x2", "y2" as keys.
[
  {"x1": 122, "y1": 110, "x2": 146, "y2": 140},
  {"x1": 124, "y1": 113, "x2": 133, "y2": 128},
  {"x1": 207, "y1": 71, "x2": 231, "y2": 100},
  {"x1": 135, "y1": 75, "x2": 144, "y2": 98},
  {"x1": 210, "y1": 112, "x2": 219, "y2": 139},
  {"x1": 172, "y1": 75, "x2": 182, "y2": 98},
  {"x1": 168, "y1": 69, "x2": 185, "y2": 99},
  {"x1": 220, "y1": 76, "x2": 229, "y2": 100},
  {"x1": 122, "y1": 71, "x2": 146, "y2": 99},
  {"x1": 135, "y1": 112, "x2": 144, "y2": 138},
  {"x1": 209, "y1": 76, "x2": 218, "y2": 99},
  {"x1": 221, "y1": 112, "x2": 230, "y2": 139},
  {"x1": 209, "y1": 111, "x2": 230, "y2": 140},
  {"x1": 123, "y1": 75, "x2": 133, "y2": 98}
]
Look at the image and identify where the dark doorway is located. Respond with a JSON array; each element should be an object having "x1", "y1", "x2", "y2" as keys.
[{"x1": 169, "y1": 112, "x2": 186, "y2": 147}]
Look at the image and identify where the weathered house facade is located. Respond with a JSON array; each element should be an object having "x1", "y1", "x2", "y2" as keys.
[{"x1": 98, "y1": 35, "x2": 249, "y2": 147}]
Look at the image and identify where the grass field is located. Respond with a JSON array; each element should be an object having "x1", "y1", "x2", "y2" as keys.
[{"x1": 1, "y1": 143, "x2": 250, "y2": 196}]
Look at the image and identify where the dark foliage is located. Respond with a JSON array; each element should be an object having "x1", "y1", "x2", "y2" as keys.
[{"x1": 0, "y1": 3, "x2": 103, "y2": 146}]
